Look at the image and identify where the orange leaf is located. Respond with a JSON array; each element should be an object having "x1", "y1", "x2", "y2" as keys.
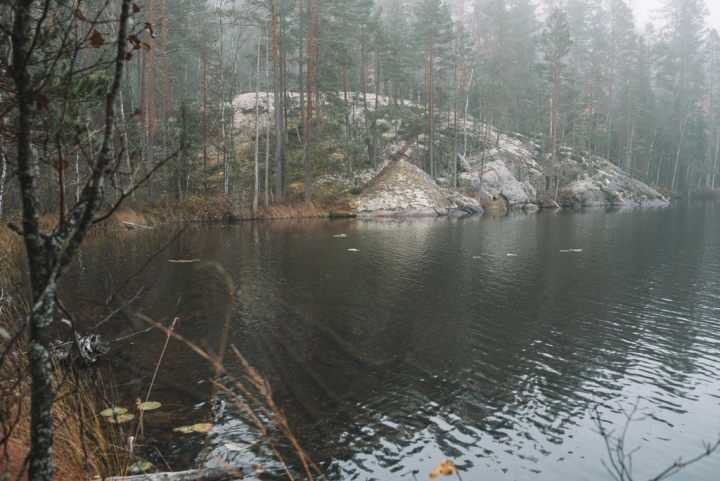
[
  {"x1": 132, "y1": 3, "x2": 141, "y2": 13},
  {"x1": 89, "y1": 29, "x2": 105, "y2": 47},
  {"x1": 75, "y1": 9, "x2": 85, "y2": 20},
  {"x1": 140, "y1": 42, "x2": 151, "y2": 51},
  {"x1": 430, "y1": 460, "x2": 457, "y2": 477}
]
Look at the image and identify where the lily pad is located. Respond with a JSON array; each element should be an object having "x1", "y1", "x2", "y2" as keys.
[
  {"x1": 100, "y1": 407, "x2": 127, "y2": 417},
  {"x1": 128, "y1": 461, "x2": 153, "y2": 474},
  {"x1": 173, "y1": 425, "x2": 195, "y2": 434},
  {"x1": 106, "y1": 413, "x2": 135, "y2": 423},
  {"x1": 138, "y1": 401, "x2": 161, "y2": 411},
  {"x1": 191, "y1": 423, "x2": 213, "y2": 432}
]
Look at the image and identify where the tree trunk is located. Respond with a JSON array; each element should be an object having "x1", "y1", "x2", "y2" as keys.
[
  {"x1": 253, "y1": 34, "x2": 261, "y2": 216},
  {"x1": 304, "y1": 0, "x2": 316, "y2": 202},
  {"x1": 272, "y1": 0, "x2": 283, "y2": 201},
  {"x1": 429, "y1": 42, "x2": 435, "y2": 178},
  {"x1": 671, "y1": 115, "x2": 688, "y2": 193},
  {"x1": 713, "y1": 127, "x2": 719, "y2": 189},
  {"x1": 0, "y1": 126, "x2": 7, "y2": 218},
  {"x1": 161, "y1": 0, "x2": 169, "y2": 190},
  {"x1": 147, "y1": 0, "x2": 156, "y2": 200},
  {"x1": 299, "y1": 0, "x2": 306, "y2": 141},
  {"x1": 11, "y1": 3, "x2": 134, "y2": 480},
  {"x1": 118, "y1": 91, "x2": 135, "y2": 200},
  {"x1": 265, "y1": 28, "x2": 271, "y2": 208},
  {"x1": 203, "y1": 46, "x2": 208, "y2": 170}
]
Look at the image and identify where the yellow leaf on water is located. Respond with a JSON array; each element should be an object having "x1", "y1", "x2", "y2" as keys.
[
  {"x1": 100, "y1": 407, "x2": 127, "y2": 417},
  {"x1": 173, "y1": 425, "x2": 194, "y2": 434},
  {"x1": 191, "y1": 423, "x2": 213, "y2": 432},
  {"x1": 138, "y1": 401, "x2": 161, "y2": 411}
]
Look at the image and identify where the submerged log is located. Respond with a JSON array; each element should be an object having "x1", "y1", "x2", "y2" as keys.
[{"x1": 105, "y1": 467, "x2": 237, "y2": 481}]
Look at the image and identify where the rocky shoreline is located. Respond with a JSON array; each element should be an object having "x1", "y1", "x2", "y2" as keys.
[{"x1": 346, "y1": 126, "x2": 668, "y2": 218}]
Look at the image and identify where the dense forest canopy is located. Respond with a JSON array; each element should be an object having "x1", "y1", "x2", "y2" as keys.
[{"x1": 1, "y1": 0, "x2": 719, "y2": 215}]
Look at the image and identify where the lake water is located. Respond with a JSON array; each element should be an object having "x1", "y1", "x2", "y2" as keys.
[{"x1": 60, "y1": 202, "x2": 720, "y2": 480}]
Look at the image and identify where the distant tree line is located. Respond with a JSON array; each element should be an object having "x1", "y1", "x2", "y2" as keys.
[{"x1": 1, "y1": 0, "x2": 719, "y2": 219}]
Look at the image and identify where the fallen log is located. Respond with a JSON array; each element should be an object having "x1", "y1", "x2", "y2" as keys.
[{"x1": 105, "y1": 467, "x2": 237, "y2": 481}]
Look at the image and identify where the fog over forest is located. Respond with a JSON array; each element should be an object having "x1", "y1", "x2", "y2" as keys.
[{"x1": 1, "y1": 0, "x2": 719, "y2": 217}]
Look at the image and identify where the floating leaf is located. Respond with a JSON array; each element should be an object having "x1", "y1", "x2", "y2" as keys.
[
  {"x1": 107, "y1": 413, "x2": 135, "y2": 423},
  {"x1": 347, "y1": 248, "x2": 359, "y2": 252},
  {"x1": 191, "y1": 423, "x2": 213, "y2": 432},
  {"x1": 75, "y1": 9, "x2": 85, "y2": 20},
  {"x1": 140, "y1": 42, "x2": 151, "y2": 51},
  {"x1": 125, "y1": 52, "x2": 133, "y2": 61},
  {"x1": 256, "y1": 463, "x2": 265, "y2": 474},
  {"x1": 89, "y1": 29, "x2": 105, "y2": 47},
  {"x1": 173, "y1": 423, "x2": 212, "y2": 434},
  {"x1": 127, "y1": 461, "x2": 152, "y2": 474},
  {"x1": 100, "y1": 407, "x2": 128, "y2": 417},
  {"x1": 132, "y1": 3, "x2": 141, "y2": 13},
  {"x1": 224, "y1": 443, "x2": 245, "y2": 452},
  {"x1": 138, "y1": 401, "x2": 161, "y2": 411}
]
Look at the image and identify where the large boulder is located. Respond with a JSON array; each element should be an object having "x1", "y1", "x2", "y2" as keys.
[
  {"x1": 556, "y1": 159, "x2": 668, "y2": 207},
  {"x1": 458, "y1": 160, "x2": 535, "y2": 206},
  {"x1": 354, "y1": 160, "x2": 482, "y2": 217}
]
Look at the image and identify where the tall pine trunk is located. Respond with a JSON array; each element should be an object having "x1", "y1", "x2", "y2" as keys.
[
  {"x1": 147, "y1": 0, "x2": 156, "y2": 200},
  {"x1": 272, "y1": 0, "x2": 283, "y2": 201},
  {"x1": 253, "y1": 34, "x2": 261, "y2": 216},
  {"x1": 304, "y1": 0, "x2": 316, "y2": 202}
]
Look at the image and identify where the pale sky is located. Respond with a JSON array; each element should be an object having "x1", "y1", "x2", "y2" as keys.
[{"x1": 628, "y1": 0, "x2": 720, "y2": 33}]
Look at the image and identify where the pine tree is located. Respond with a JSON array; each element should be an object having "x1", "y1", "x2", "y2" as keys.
[
  {"x1": 412, "y1": 0, "x2": 453, "y2": 177},
  {"x1": 540, "y1": 7, "x2": 573, "y2": 197}
]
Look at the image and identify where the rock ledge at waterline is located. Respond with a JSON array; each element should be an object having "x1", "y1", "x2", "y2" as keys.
[
  {"x1": 352, "y1": 159, "x2": 484, "y2": 217},
  {"x1": 443, "y1": 129, "x2": 669, "y2": 208}
]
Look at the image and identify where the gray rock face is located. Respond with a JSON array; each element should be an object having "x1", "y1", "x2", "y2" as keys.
[
  {"x1": 459, "y1": 160, "x2": 536, "y2": 206},
  {"x1": 354, "y1": 160, "x2": 482, "y2": 217},
  {"x1": 449, "y1": 127, "x2": 667, "y2": 208},
  {"x1": 355, "y1": 122, "x2": 666, "y2": 215},
  {"x1": 557, "y1": 160, "x2": 668, "y2": 206}
]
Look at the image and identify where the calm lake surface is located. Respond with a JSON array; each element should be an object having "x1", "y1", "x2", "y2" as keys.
[{"x1": 60, "y1": 202, "x2": 720, "y2": 480}]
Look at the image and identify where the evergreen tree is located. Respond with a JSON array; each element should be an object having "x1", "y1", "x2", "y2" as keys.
[{"x1": 540, "y1": 7, "x2": 573, "y2": 197}]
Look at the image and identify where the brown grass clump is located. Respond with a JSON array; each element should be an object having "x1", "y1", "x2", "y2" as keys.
[{"x1": 1, "y1": 338, "x2": 126, "y2": 480}]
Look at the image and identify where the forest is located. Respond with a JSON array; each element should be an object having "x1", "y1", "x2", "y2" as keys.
[{"x1": 0, "y1": 0, "x2": 719, "y2": 222}]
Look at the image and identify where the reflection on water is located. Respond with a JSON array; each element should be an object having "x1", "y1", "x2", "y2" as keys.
[{"x1": 59, "y1": 202, "x2": 720, "y2": 480}]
